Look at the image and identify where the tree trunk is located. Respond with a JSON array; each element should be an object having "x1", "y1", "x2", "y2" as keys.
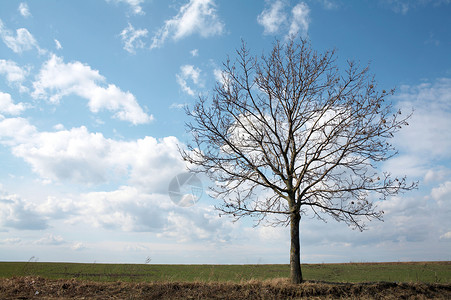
[{"x1": 290, "y1": 211, "x2": 303, "y2": 284}]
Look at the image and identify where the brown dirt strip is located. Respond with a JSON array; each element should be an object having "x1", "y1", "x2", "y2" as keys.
[{"x1": 0, "y1": 276, "x2": 450, "y2": 299}]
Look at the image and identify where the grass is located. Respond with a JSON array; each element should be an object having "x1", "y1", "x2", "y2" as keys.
[
  {"x1": 2, "y1": 276, "x2": 450, "y2": 299},
  {"x1": 0, "y1": 261, "x2": 450, "y2": 284}
]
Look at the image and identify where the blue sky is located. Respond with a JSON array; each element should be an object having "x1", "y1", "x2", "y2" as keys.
[{"x1": 0, "y1": 0, "x2": 450, "y2": 264}]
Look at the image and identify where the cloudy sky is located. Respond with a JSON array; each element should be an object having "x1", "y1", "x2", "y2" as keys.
[{"x1": 0, "y1": 0, "x2": 450, "y2": 264}]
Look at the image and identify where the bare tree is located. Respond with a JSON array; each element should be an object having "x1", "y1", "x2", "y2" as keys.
[{"x1": 181, "y1": 37, "x2": 416, "y2": 284}]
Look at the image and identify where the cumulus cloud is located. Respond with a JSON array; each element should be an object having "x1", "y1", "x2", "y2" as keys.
[
  {"x1": 159, "y1": 208, "x2": 231, "y2": 243},
  {"x1": 0, "y1": 19, "x2": 43, "y2": 54},
  {"x1": 289, "y1": 2, "x2": 310, "y2": 37},
  {"x1": 257, "y1": 0, "x2": 287, "y2": 34},
  {"x1": 257, "y1": 1, "x2": 310, "y2": 38},
  {"x1": 150, "y1": 0, "x2": 224, "y2": 49},
  {"x1": 120, "y1": 23, "x2": 148, "y2": 54},
  {"x1": 106, "y1": 0, "x2": 145, "y2": 15},
  {"x1": 0, "y1": 92, "x2": 26, "y2": 115},
  {"x1": 0, "y1": 192, "x2": 48, "y2": 230},
  {"x1": 32, "y1": 55, "x2": 153, "y2": 124},
  {"x1": 392, "y1": 78, "x2": 451, "y2": 160},
  {"x1": 430, "y1": 181, "x2": 451, "y2": 208},
  {"x1": 13, "y1": 126, "x2": 118, "y2": 184},
  {"x1": 78, "y1": 187, "x2": 233, "y2": 243},
  {"x1": 176, "y1": 64, "x2": 202, "y2": 96},
  {"x1": 120, "y1": 136, "x2": 188, "y2": 193},
  {"x1": 0, "y1": 118, "x2": 185, "y2": 189},
  {"x1": 18, "y1": 3, "x2": 31, "y2": 18},
  {"x1": 0, "y1": 60, "x2": 28, "y2": 83},
  {"x1": 369, "y1": 78, "x2": 451, "y2": 249},
  {"x1": 0, "y1": 117, "x2": 37, "y2": 145},
  {"x1": 0, "y1": 59, "x2": 29, "y2": 93},
  {"x1": 0, "y1": 114, "x2": 238, "y2": 242},
  {"x1": 0, "y1": 183, "x2": 233, "y2": 244},
  {"x1": 76, "y1": 186, "x2": 169, "y2": 231},
  {"x1": 380, "y1": 77, "x2": 451, "y2": 188}
]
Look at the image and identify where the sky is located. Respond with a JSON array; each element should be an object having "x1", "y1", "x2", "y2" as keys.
[{"x1": 0, "y1": 0, "x2": 450, "y2": 265}]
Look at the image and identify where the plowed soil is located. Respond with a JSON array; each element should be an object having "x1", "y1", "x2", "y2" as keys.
[{"x1": 1, "y1": 277, "x2": 450, "y2": 299}]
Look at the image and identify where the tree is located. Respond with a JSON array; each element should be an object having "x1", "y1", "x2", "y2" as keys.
[{"x1": 180, "y1": 37, "x2": 416, "y2": 284}]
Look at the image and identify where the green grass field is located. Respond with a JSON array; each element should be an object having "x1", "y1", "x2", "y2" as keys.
[{"x1": 0, "y1": 261, "x2": 449, "y2": 284}]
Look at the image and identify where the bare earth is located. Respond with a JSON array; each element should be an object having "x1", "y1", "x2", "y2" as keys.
[{"x1": 1, "y1": 277, "x2": 450, "y2": 299}]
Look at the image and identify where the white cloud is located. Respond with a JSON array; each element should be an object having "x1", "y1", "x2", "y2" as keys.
[
  {"x1": 382, "y1": 78, "x2": 451, "y2": 186},
  {"x1": 18, "y1": 3, "x2": 31, "y2": 18},
  {"x1": 0, "y1": 117, "x2": 37, "y2": 145},
  {"x1": 381, "y1": 0, "x2": 451, "y2": 14},
  {"x1": 0, "y1": 60, "x2": 28, "y2": 83},
  {"x1": 32, "y1": 55, "x2": 104, "y2": 103},
  {"x1": 0, "y1": 19, "x2": 43, "y2": 54},
  {"x1": 169, "y1": 103, "x2": 186, "y2": 109},
  {"x1": 120, "y1": 23, "x2": 148, "y2": 54},
  {"x1": 190, "y1": 49, "x2": 199, "y2": 57},
  {"x1": 0, "y1": 116, "x2": 236, "y2": 241},
  {"x1": 424, "y1": 168, "x2": 450, "y2": 184},
  {"x1": 289, "y1": 2, "x2": 310, "y2": 38},
  {"x1": 35, "y1": 234, "x2": 65, "y2": 245},
  {"x1": 122, "y1": 136, "x2": 188, "y2": 193},
  {"x1": 53, "y1": 123, "x2": 65, "y2": 130},
  {"x1": 12, "y1": 126, "x2": 118, "y2": 184},
  {"x1": 372, "y1": 79, "x2": 451, "y2": 253},
  {"x1": 54, "y1": 39, "x2": 62, "y2": 50},
  {"x1": 257, "y1": 0, "x2": 287, "y2": 34},
  {"x1": 35, "y1": 196, "x2": 77, "y2": 220},
  {"x1": 316, "y1": 0, "x2": 339, "y2": 10},
  {"x1": 0, "y1": 118, "x2": 185, "y2": 189},
  {"x1": 0, "y1": 238, "x2": 21, "y2": 245},
  {"x1": 106, "y1": 0, "x2": 145, "y2": 15},
  {"x1": 32, "y1": 55, "x2": 153, "y2": 124},
  {"x1": 213, "y1": 68, "x2": 230, "y2": 88},
  {"x1": 150, "y1": 0, "x2": 224, "y2": 49},
  {"x1": 440, "y1": 231, "x2": 451, "y2": 239},
  {"x1": 382, "y1": 154, "x2": 428, "y2": 179},
  {"x1": 0, "y1": 92, "x2": 26, "y2": 115},
  {"x1": 213, "y1": 68, "x2": 222, "y2": 82},
  {"x1": 0, "y1": 59, "x2": 29, "y2": 92},
  {"x1": 76, "y1": 186, "x2": 169, "y2": 232},
  {"x1": 177, "y1": 78, "x2": 195, "y2": 96},
  {"x1": 159, "y1": 208, "x2": 230, "y2": 243},
  {"x1": 393, "y1": 78, "x2": 451, "y2": 159},
  {"x1": 0, "y1": 191, "x2": 48, "y2": 230},
  {"x1": 2, "y1": 183, "x2": 231, "y2": 243},
  {"x1": 254, "y1": 225, "x2": 288, "y2": 241},
  {"x1": 67, "y1": 186, "x2": 233, "y2": 244},
  {"x1": 176, "y1": 64, "x2": 202, "y2": 96},
  {"x1": 430, "y1": 181, "x2": 451, "y2": 208},
  {"x1": 257, "y1": 1, "x2": 310, "y2": 38},
  {"x1": 71, "y1": 242, "x2": 86, "y2": 250}
]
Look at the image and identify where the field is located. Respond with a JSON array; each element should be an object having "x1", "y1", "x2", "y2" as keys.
[
  {"x1": 0, "y1": 261, "x2": 450, "y2": 299},
  {"x1": 1, "y1": 261, "x2": 450, "y2": 283}
]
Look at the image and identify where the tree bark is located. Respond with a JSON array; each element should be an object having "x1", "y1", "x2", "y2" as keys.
[{"x1": 290, "y1": 211, "x2": 303, "y2": 284}]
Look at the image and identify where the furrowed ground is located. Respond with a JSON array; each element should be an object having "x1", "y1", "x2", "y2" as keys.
[{"x1": 0, "y1": 262, "x2": 450, "y2": 299}]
